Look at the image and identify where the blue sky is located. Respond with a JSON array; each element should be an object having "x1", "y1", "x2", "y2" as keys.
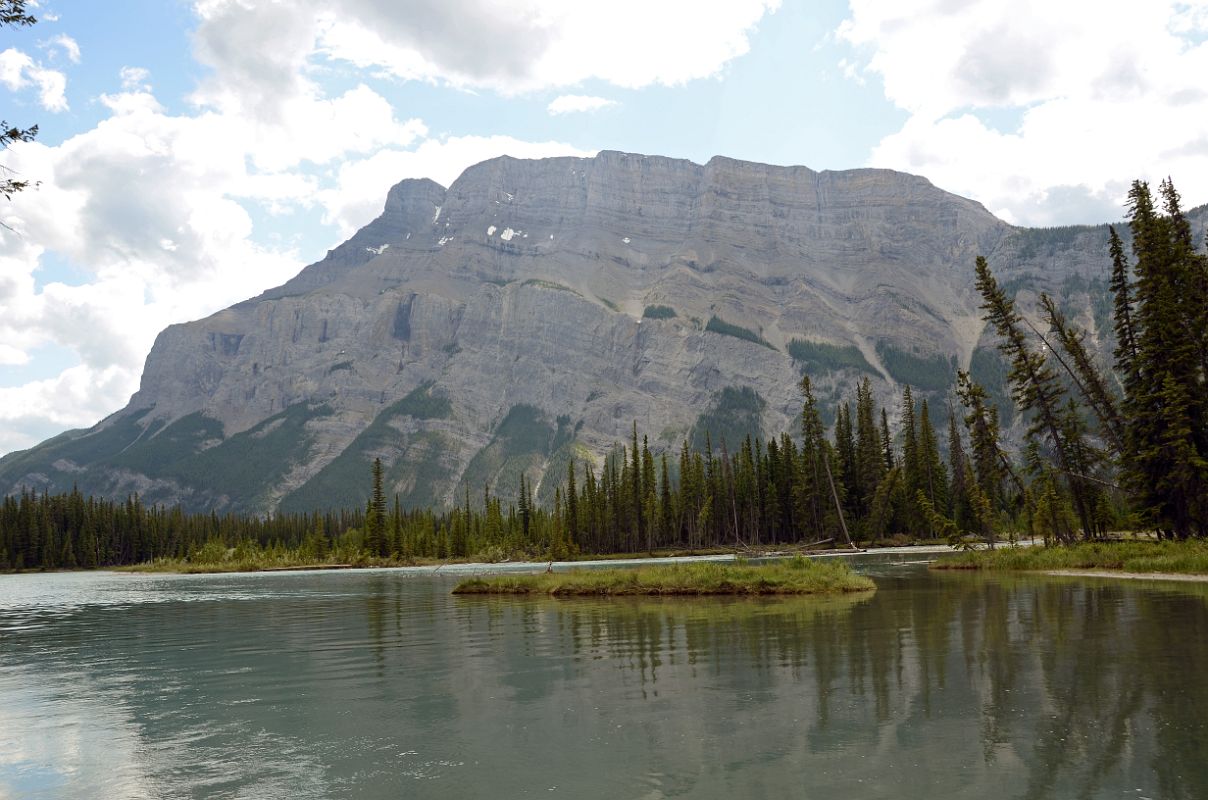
[{"x1": 1, "y1": 0, "x2": 1207, "y2": 454}]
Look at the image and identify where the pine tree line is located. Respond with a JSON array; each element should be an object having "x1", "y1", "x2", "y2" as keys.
[{"x1": 971, "y1": 178, "x2": 1208, "y2": 541}]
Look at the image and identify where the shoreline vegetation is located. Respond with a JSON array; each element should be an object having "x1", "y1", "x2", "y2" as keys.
[
  {"x1": 451, "y1": 557, "x2": 875, "y2": 596},
  {"x1": 933, "y1": 539, "x2": 1208, "y2": 577},
  {"x1": 112, "y1": 541, "x2": 919, "y2": 575}
]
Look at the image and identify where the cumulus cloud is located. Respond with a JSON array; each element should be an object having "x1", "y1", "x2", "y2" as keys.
[
  {"x1": 547, "y1": 94, "x2": 618, "y2": 115},
  {"x1": 193, "y1": 0, "x2": 780, "y2": 98},
  {"x1": 839, "y1": 0, "x2": 1208, "y2": 225},
  {"x1": 0, "y1": 47, "x2": 68, "y2": 111}
]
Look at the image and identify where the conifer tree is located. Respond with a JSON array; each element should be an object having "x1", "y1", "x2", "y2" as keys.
[
  {"x1": 834, "y1": 402, "x2": 858, "y2": 521},
  {"x1": 974, "y1": 256, "x2": 1094, "y2": 539},
  {"x1": 855, "y1": 378, "x2": 885, "y2": 518},
  {"x1": 1040, "y1": 293, "x2": 1125, "y2": 456},
  {"x1": 631, "y1": 423, "x2": 644, "y2": 549},
  {"x1": 565, "y1": 460, "x2": 578, "y2": 546},
  {"x1": 947, "y1": 405, "x2": 975, "y2": 535},
  {"x1": 641, "y1": 436, "x2": 657, "y2": 552},
  {"x1": 916, "y1": 399, "x2": 949, "y2": 519},
  {"x1": 1117, "y1": 180, "x2": 1208, "y2": 538},
  {"x1": 364, "y1": 458, "x2": 388, "y2": 557},
  {"x1": 880, "y1": 408, "x2": 895, "y2": 471},
  {"x1": 659, "y1": 452, "x2": 674, "y2": 547}
]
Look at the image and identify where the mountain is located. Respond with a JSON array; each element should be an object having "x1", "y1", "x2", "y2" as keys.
[{"x1": 3, "y1": 151, "x2": 1204, "y2": 513}]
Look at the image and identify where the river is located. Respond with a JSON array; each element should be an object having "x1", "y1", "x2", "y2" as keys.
[{"x1": 2, "y1": 554, "x2": 1206, "y2": 799}]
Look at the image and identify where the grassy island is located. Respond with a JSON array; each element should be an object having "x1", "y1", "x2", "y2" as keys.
[
  {"x1": 451, "y1": 557, "x2": 875, "y2": 596},
  {"x1": 933, "y1": 539, "x2": 1208, "y2": 576}
]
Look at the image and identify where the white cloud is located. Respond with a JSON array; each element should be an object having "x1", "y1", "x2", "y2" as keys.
[
  {"x1": 547, "y1": 94, "x2": 618, "y2": 115},
  {"x1": 193, "y1": 0, "x2": 780, "y2": 98},
  {"x1": 0, "y1": 47, "x2": 68, "y2": 111},
  {"x1": 0, "y1": 365, "x2": 140, "y2": 440},
  {"x1": 0, "y1": 343, "x2": 29, "y2": 366},
  {"x1": 43, "y1": 33, "x2": 80, "y2": 63},
  {"x1": 839, "y1": 0, "x2": 1208, "y2": 225},
  {"x1": 119, "y1": 66, "x2": 151, "y2": 91}
]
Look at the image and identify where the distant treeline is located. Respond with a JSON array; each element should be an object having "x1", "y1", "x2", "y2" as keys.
[{"x1": 0, "y1": 491, "x2": 367, "y2": 570}]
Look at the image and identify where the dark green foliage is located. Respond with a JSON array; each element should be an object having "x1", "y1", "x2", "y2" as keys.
[
  {"x1": 642, "y1": 305, "x2": 677, "y2": 320},
  {"x1": 391, "y1": 382, "x2": 453, "y2": 420},
  {"x1": 457, "y1": 406, "x2": 573, "y2": 506},
  {"x1": 533, "y1": 428, "x2": 583, "y2": 508},
  {"x1": 1114, "y1": 180, "x2": 1208, "y2": 539},
  {"x1": 968, "y1": 346, "x2": 1015, "y2": 427},
  {"x1": 0, "y1": 484, "x2": 366, "y2": 571},
  {"x1": 955, "y1": 371, "x2": 1011, "y2": 534},
  {"x1": 171, "y1": 403, "x2": 332, "y2": 508},
  {"x1": 704, "y1": 316, "x2": 775, "y2": 349},
  {"x1": 364, "y1": 458, "x2": 388, "y2": 557},
  {"x1": 0, "y1": 404, "x2": 329, "y2": 512},
  {"x1": 110, "y1": 413, "x2": 225, "y2": 475},
  {"x1": 1039, "y1": 294, "x2": 1125, "y2": 456},
  {"x1": 688, "y1": 387, "x2": 766, "y2": 453},
  {"x1": 1013, "y1": 224, "x2": 1101, "y2": 261},
  {"x1": 1061, "y1": 274, "x2": 1114, "y2": 342},
  {"x1": 874, "y1": 342, "x2": 955, "y2": 391},
  {"x1": 522, "y1": 279, "x2": 579, "y2": 295},
  {"x1": 327, "y1": 360, "x2": 353, "y2": 373},
  {"x1": 279, "y1": 388, "x2": 452, "y2": 513},
  {"x1": 786, "y1": 339, "x2": 876, "y2": 375},
  {"x1": 974, "y1": 255, "x2": 1097, "y2": 541}
]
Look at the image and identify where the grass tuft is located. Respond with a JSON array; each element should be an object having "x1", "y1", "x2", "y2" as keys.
[
  {"x1": 933, "y1": 539, "x2": 1208, "y2": 575},
  {"x1": 452, "y1": 557, "x2": 875, "y2": 596}
]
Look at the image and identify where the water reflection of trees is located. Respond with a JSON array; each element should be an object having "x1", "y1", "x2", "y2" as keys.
[{"x1": 452, "y1": 576, "x2": 1208, "y2": 798}]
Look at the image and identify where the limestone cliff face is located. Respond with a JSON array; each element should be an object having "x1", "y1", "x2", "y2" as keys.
[{"x1": 3, "y1": 152, "x2": 1201, "y2": 512}]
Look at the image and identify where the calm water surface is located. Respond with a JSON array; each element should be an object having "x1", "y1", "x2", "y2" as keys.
[{"x1": 2, "y1": 555, "x2": 1207, "y2": 799}]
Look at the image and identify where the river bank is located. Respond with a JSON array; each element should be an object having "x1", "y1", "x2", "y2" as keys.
[{"x1": 933, "y1": 539, "x2": 1208, "y2": 579}]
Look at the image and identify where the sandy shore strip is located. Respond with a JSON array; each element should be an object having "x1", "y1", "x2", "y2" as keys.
[{"x1": 1042, "y1": 569, "x2": 1208, "y2": 583}]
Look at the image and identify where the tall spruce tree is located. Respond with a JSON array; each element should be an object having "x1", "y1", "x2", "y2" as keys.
[
  {"x1": 973, "y1": 256, "x2": 1094, "y2": 540},
  {"x1": 364, "y1": 458, "x2": 388, "y2": 557},
  {"x1": 855, "y1": 378, "x2": 885, "y2": 519},
  {"x1": 880, "y1": 408, "x2": 895, "y2": 471},
  {"x1": 1117, "y1": 179, "x2": 1208, "y2": 538}
]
